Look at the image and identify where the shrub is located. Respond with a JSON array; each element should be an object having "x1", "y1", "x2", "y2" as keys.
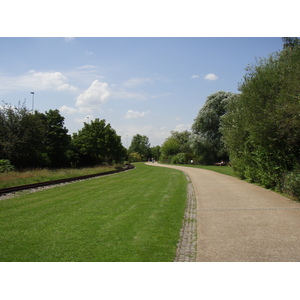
[
  {"x1": 282, "y1": 168, "x2": 300, "y2": 200},
  {"x1": 0, "y1": 159, "x2": 15, "y2": 172}
]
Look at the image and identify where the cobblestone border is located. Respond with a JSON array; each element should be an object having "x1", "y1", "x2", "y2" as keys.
[{"x1": 174, "y1": 172, "x2": 197, "y2": 262}]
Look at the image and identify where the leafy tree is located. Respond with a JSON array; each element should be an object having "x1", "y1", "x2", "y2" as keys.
[
  {"x1": 150, "y1": 145, "x2": 161, "y2": 161},
  {"x1": 170, "y1": 130, "x2": 192, "y2": 153},
  {"x1": 0, "y1": 104, "x2": 47, "y2": 168},
  {"x1": 160, "y1": 131, "x2": 193, "y2": 163},
  {"x1": 160, "y1": 136, "x2": 180, "y2": 163},
  {"x1": 221, "y1": 45, "x2": 300, "y2": 192},
  {"x1": 282, "y1": 37, "x2": 300, "y2": 50},
  {"x1": 191, "y1": 91, "x2": 235, "y2": 164},
  {"x1": 128, "y1": 134, "x2": 151, "y2": 160},
  {"x1": 43, "y1": 109, "x2": 71, "y2": 168},
  {"x1": 73, "y1": 119, "x2": 125, "y2": 166}
]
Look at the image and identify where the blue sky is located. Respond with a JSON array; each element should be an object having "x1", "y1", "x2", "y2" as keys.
[{"x1": 0, "y1": 37, "x2": 284, "y2": 147}]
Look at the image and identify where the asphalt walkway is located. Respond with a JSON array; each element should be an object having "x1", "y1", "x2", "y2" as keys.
[{"x1": 146, "y1": 162, "x2": 300, "y2": 262}]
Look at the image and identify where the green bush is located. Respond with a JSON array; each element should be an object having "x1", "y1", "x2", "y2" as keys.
[
  {"x1": 170, "y1": 153, "x2": 194, "y2": 164},
  {"x1": 0, "y1": 159, "x2": 15, "y2": 172},
  {"x1": 282, "y1": 168, "x2": 300, "y2": 200}
]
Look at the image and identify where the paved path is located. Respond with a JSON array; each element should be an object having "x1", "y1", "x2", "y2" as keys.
[{"x1": 146, "y1": 162, "x2": 300, "y2": 262}]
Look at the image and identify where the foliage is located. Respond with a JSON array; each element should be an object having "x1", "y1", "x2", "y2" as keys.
[
  {"x1": 128, "y1": 134, "x2": 151, "y2": 159},
  {"x1": 150, "y1": 145, "x2": 161, "y2": 161},
  {"x1": 160, "y1": 136, "x2": 180, "y2": 157},
  {"x1": 0, "y1": 159, "x2": 14, "y2": 173},
  {"x1": 73, "y1": 119, "x2": 126, "y2": 166},
  {"x1": 0, "y1": 104, "x2": 126, "y2": 169},
  {"x1": 170, "y1": 130, "x2": 192, "y2": 153},
  {"x1": 171, "y1": 153, "x2": 193, "y2": 164},
  {"x1": 160, "y1": 131, "x2": 194, "y2": 164},
  {"x1": 221, "y1": 44, "x2": 300, "y2": 195},
  {"x1": 282, "y1": 37, "x2": 300, "y2": 50},
  {"x1": 191, "y1": 91, "x2": 235, "y2": 164},
  {"x1": 282, "y1": 168, "x2": 300, "y2": 199},
  {"x1": 0, "y1": 104, "x2": 48, "y2": 168},
  {"x1": 43, "y1": 109, "x2": 71, "y2": 168},
  {"x1": 128, "y1": 152, "x2": 144, "y2": 162}
]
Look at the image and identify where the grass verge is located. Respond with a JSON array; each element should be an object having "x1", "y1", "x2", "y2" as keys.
[
  {"x1": 0, "y1": 163, "x2": 187, "y2": 262},
  {"x1": 161, "y1": 163, "x2": 236, "y2": 177},
  {"x1": 0, "y1": 165, "x2": 122, "y2": 189}
]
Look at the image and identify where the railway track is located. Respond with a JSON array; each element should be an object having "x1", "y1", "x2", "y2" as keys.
[{"x1": 0, "y1": 164, "x2": 135, "y2": 196}]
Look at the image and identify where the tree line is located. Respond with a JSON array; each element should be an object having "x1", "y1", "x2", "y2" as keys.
[
  {"x1": 0, "y1": 104, "x2": 126, "y2": 170},
  {"x1": 128, "y1": 38, "x2": 300, "y2": 199}
]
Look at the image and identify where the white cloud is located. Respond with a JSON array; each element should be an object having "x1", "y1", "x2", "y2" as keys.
[
  {"x1": 125, "y1": 109, "x2": 150, "y2": 119},
  {"x1": 174, "y1": 123, "x2": 192, "y2": 132},
  {"x1": 76, "y1": 80, "x2": 110, "y2": 113},
  {"x1": 0, "y1": 70, "x2": 78, "y2": 92},
  {"x1": 118, "y1": 125, "x2": 170, "y2": 147},
  {"x1": 123, "y1": 77, "x2": 152, "y2": 87},
  {"x1": 204, "y1": 73, "x2": 218, "y2": 81},
  {"x1": 59, "y1": 105, "x2": 78, "y2": 114},
  {"x1": 29, "y1": 70, "x2": 78, "y2": 91},
  {"x1": 74, "y1": 115, "x2": 95, "y2": 124},
  {"x1": 191, "y1": 75, "x2": 200, "y2": 79}
]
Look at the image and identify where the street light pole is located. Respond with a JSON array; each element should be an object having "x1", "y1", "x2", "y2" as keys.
[{"x1": 30, "y1": 92, "x2": 34, "y2": 112}]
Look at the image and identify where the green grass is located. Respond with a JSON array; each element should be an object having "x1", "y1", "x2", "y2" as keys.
[
  {"x1": 0, "y1": 163, "x2": 187, "y2": 262},
  {"x1": 161, "y1": 163, "x2": 236, "y2": 177},
  {"x1": 0, "y1": 165, "x2": 121, "y2": 189}
]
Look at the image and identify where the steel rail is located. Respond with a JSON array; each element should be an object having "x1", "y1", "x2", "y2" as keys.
[{"x1": 0, "y1": 164, "x2": 135, "y2": 196}]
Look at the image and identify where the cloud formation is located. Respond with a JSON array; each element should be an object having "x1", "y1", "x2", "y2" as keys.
[
  {"x1": 125, "y1": 110, "x2": 150, "y2": 119},
  {"x1": 76, "y1": 80, "x2": 110, "y2": 113},
  {"x1": 204, "y1": 73, "x2": 218, "y2": 80},
  {"x1": 174, "y1": 123, "x2": 192, "y2": 132},
  {"x1": 0, "y1": 70, "x2": 78, "y2": 93},
  {"x1": 191, "y1": 75, "x2": 200, "y2": 79},
  {"x1": 59, "y1": 105, "x2": 78, "y2": 114}
]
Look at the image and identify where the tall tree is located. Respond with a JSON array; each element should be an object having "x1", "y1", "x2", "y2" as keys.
[
  {"x1": 191, "y1": 91, "x2": 235, "y2": 164},
  {"x1": 128, "y1": 134, "x2": 151, "y2": 160},
  {"x1": 0, "y1": 104, "x2": 47, "y2": 168},
  {"x1": 73, "y1": 119, "x2": 125, "y2": 166},
  {"x1": 44, "y1": 109, "x2": 71, "y2": 168}
]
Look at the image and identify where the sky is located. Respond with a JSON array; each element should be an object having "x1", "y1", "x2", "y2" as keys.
[{"x1": 0, "y1": 37, "x2": 284, "y2": 148}]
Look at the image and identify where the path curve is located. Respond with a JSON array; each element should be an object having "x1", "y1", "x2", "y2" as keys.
[{"x1": 146, "y1": 162, "x2": 300, "y2": 262}]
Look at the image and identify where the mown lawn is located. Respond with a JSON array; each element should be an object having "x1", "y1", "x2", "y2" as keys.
[{"x1": 0, "y1": 163, "x2": 187, "y2": 262}]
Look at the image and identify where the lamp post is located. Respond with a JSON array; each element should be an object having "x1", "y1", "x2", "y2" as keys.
[{"x1": 30, "y1": 92, "x2": 34, "y2": 112}]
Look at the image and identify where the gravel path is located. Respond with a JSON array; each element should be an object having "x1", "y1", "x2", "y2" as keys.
[
  {"x1": 146, "y1": 162, "x2": 300, "y2": 262},
  {"x1": 174, "y1": 172, "x2": 197, "y2": 262}
]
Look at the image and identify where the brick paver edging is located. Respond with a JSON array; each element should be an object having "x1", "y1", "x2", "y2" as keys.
[{"x1": 174, "y1": 172, "x2": 197, "y2": 262}]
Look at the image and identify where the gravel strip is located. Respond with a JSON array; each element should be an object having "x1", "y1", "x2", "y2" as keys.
[
  {"x1": 174, "y1": 172, "x2": 197, "y2": 262},
  {"x1": 0, "y1": 179, "x2": 86, "y2": 201}
]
